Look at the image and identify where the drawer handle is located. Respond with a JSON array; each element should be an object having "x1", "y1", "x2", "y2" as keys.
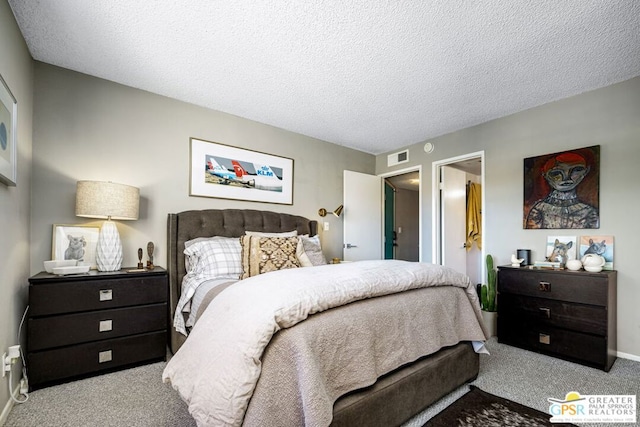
[
  {"x1": 538, "y1": 281, "x2": 551, "y2": 292},
  {"x1": 99, "y1": 320, "x2": 113, "y2": 332},
  {"x1": 99, "y1": 289, "x2": 113, "y2": 301},
  {"x1": 98, "y1": 350, "x2": 113, "y2": 363},
  {"x1": 539, "y1": 333, "x2": 551, "y2": 345},
  {"x1": 539, "y1": 307, "x2": 551, "y2": 318}
]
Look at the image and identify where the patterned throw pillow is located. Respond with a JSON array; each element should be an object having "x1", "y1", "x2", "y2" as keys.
[{"x1": 240, "y1": 236, "x2": 300, "y2": 279}]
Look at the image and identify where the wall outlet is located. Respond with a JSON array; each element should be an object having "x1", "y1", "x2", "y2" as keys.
[{"x1": 323, "y1": 222, "x2": 330, "y2": 231}]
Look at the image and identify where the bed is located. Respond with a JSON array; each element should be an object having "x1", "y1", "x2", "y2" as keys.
[{"x1": 163, "y1": 209, "x2": 487, "y2": 427}]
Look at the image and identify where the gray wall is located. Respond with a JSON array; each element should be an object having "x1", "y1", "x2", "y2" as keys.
[
  {"x1": 30, "y1": 62, "x2": 374, "y2": 275},
  {"x1": 376, "y1": 76, "x2": 640, "y2": 359},
  {"x1": 0, "y1": 1, "x2": 33, "y2": 418}
]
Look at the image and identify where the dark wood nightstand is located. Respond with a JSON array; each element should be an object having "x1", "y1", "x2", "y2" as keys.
[
  {"x1": 497, "y1": 266, "x2": 617, "y2": 371},
  {"x1": 27, "y1": 267, "x2": 168, "y2": 390}
]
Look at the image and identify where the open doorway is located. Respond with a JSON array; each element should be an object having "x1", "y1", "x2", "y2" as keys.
[
  {"x1": 382, "y1": 168, "x2": 421, "y2": 261},
  {"x1": 432, "y1": 152, "x2": 484, "y2": 286}
]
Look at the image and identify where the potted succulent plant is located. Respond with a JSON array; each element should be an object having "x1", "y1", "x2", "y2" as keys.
[{"x1": 480, "y1": 254, "x2": 497, "y2": 337}]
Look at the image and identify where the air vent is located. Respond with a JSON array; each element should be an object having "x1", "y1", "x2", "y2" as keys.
[{"x1": 387, "y1": 150, "x2": 409, "y2": 167}]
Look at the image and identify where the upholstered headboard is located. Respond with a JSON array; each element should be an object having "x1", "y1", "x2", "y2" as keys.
[{"x1": 167, "y1": 209, "x2": 318, "y2": 353}]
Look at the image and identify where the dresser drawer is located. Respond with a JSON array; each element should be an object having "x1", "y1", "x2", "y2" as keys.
[
  {"x1": 498, "y1": 268, "x2": 607, "y2": 306},
  {"x1": 27, "y1": 331, "x2": 166, "y2": 388},
  {"x1": 29, "y1": 275, "x2": 167, "y2": 316},
  {"x1": 499, "y1": 323, "x2": 606, "y2": 368},
  {"x1": 498, "y1": 294, "x2": 607, "y2": 336},
  {"x1": 28, "y1": 303, "x2": 167, "y2": 351}
]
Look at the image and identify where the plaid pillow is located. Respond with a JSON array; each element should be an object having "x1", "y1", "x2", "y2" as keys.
[{"x1": 184, "y1": 236, "x2": 242, "y2": 279}]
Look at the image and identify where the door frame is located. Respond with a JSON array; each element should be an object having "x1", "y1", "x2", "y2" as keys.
[
  {"x1": 431, "y1": 151, "x2": 485, "y2": 276},
  {"x1": 380, "y1": 165, "x2": 423, "y2": 262}
]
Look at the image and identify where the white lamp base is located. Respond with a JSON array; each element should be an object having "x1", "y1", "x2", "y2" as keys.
[{"x1": 96, "y1": 220, "x2": 123, "y2": 272}]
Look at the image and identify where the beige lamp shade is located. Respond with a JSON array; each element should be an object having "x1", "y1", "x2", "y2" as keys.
[
  {"x1": 76, "y1": 181, "x2": 139, "y2": 220},
  {"x1": 75, "y1": 181, "x2": 139, "y2": 271}
]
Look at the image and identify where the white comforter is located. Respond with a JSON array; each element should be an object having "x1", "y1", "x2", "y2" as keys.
[{"x1": 162, "y1": 260, "x2": 484, "y2": 426}]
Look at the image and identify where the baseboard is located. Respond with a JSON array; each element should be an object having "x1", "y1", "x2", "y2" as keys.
[
  {"x1": 618, "y1": 350, "x2": 640, "y2": 363},
  {"x1": 0, "y1": 384, "x2": 19, "y2": 426}
]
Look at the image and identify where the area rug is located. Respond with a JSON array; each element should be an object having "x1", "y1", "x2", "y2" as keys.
[{"x1": 423, "y1": 386, "x2": 577, "y2": 427}]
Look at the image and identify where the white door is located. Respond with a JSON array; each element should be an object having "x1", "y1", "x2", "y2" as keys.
[
  {"x1": 441, "y1": 166, "x2": 467, "y2": 274},
  {"x1": 343, "y1": 170, "x2": 383, "y2": 261}
]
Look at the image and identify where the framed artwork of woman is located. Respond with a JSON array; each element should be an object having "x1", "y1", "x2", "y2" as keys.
[{"x1": 524, "y1": 145, "x2": 600, "y2": 229}]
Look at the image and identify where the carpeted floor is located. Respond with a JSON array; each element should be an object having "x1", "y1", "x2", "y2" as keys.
[{"x1": 5, "y1": 338, "x2": 640, "y2": 426}]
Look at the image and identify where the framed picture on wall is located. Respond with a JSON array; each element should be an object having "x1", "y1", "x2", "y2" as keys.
[
  {"x1": 52, "y1": 224, "x2": 100, "y2": 269},
  {"x1": 189, "y1": 137, "x2": 294, "y2": 205},
  {"x1": 523, "y1": 145, "x2": 600, "y2": 229},
  {"x1": 0, "y1": 73, "x2": 18, "y2": 186}
]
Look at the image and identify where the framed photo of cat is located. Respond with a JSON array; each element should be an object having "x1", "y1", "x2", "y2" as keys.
[
  {"x1": 579, "y1": 235, "x2": 614, "y2": 270},
  {"x1": 52, "y1": 224, "x2": 100, "y2": 269}
]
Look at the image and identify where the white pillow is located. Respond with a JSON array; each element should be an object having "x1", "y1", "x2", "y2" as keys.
[
  {"x1": 297, "y1": 234, "x2": 327, "y2": 267},
  {"x1": 184, "y1": 236, "x2": 242, "y2": 279}
]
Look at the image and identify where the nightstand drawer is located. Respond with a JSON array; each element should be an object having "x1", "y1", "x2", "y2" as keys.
[
  {"x1": 28, "y1": 303, "x2": 167, "y2": 351},
  {"x1": 30, "y1": 275, "x2": 167, "y2": 316},
  {"x1": 27, "y1": 331, "x2": 166, "y2": 388},
  {"x1": 498, "y1": 268, "x2": 607, "y2": 306},
  {"x1": 498, "y1": 294, "x2": 607, "y2": 336},
  {"x1": 499, "y1": 323, "x2": 606, "y2": 368}
]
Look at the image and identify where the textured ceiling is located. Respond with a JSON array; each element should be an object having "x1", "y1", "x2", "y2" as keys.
[{"x1": 8, "y1": 1, "x2": 640, "y2": 155}]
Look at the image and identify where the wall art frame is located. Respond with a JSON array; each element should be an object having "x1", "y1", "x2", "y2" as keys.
[
  {"x1": 0, "y1": 72, "x2": 18, "y2": 186},
  {"x1": 189, "y1": 137, "x2": 294, "y2": 205},
  {"x1": 52, "y1": 224, "x2": 100, "y2": 269},
  {"x1": 523, "y1": 145, "x2": 600, "y2": 229}
]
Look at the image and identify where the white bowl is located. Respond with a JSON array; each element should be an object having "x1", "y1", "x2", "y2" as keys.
[
  {"x1": 584, "y1": 265, "x2": 603, "y2": 273},
  {"x1": 52, "y1": 265, "x2": 90, "y2": 275},
  {"x1": 44, "y1": 259, "x2": 77, "y2": 273},
  {"x1": 565, "y1": 260, "x2": 582, "y2": 271}
]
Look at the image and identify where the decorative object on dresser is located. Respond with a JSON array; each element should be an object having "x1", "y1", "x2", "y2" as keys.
[
  {"x1": 497, "y1": 265, "x2": 616, "y2": 371},
  {"x1": 51, "y1": 224, "x2": 100, "y2": 269},
  {"x1": 27, "y1": 267, "x2": 168, "y2": 390},
  {"x1": 75, "y1": 180, "x2": 140, "y2": 271},
  {"x1": 189, "y1": 137, "x2": 294, "y2": 205},
  {"x1": 0, "y1": 72, "x2": 18, "y2": 186},
  {"x1": 146, "y1": 241, "x2": 154, "y2": 269},
  {"x1": 579, "y1": 235, "x2": 614, "y2": 270}
]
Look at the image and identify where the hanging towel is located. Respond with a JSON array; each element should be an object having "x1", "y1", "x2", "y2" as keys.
[{"x1": 466, "y1": 183, "x2": 482, "y2": 250}]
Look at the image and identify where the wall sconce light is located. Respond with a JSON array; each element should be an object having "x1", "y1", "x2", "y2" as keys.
[
  {"x1": 75, "y1": 180, "x2": 140, "y2": 272},
  {"x1": 318, "y1": 204, "x2": 343, "y2": 218}
]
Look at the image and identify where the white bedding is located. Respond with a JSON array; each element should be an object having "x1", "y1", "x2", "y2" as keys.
[{"x1": 162, "y1": 260, "x2": 486, "y2": 426}]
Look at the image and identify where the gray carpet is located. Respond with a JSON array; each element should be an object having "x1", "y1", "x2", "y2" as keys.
[{"x1": 6, "y1": 338, "x2": 639, "y2": 426}]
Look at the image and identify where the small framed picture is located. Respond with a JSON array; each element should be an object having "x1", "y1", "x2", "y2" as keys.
[
  {"x1": 52, "y1": 224, "x2": 100, "y2": 269},
  {"x1": 579, "y1": 235, "x2": 614, "y2": 270},
  {"x1": 545, "y1": 235, "x2": 577, "y2": 262}
]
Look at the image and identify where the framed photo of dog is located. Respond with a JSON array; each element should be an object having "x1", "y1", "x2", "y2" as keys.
[{"x1": 52, "y1": 224, "x2": 100, "y2": 269}]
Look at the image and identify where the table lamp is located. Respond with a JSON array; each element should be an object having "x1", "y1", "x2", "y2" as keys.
[{"x1": 75, "y1": 181, "x2": 140, "y2": 271}]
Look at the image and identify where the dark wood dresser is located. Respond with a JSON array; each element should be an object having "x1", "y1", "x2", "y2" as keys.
[
  {"x1": 27, "y1": 267, "x2": 168, "y2": 390},
  {"x1": 497, "y1": 266, "x2": 617, "y2": 371}
]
